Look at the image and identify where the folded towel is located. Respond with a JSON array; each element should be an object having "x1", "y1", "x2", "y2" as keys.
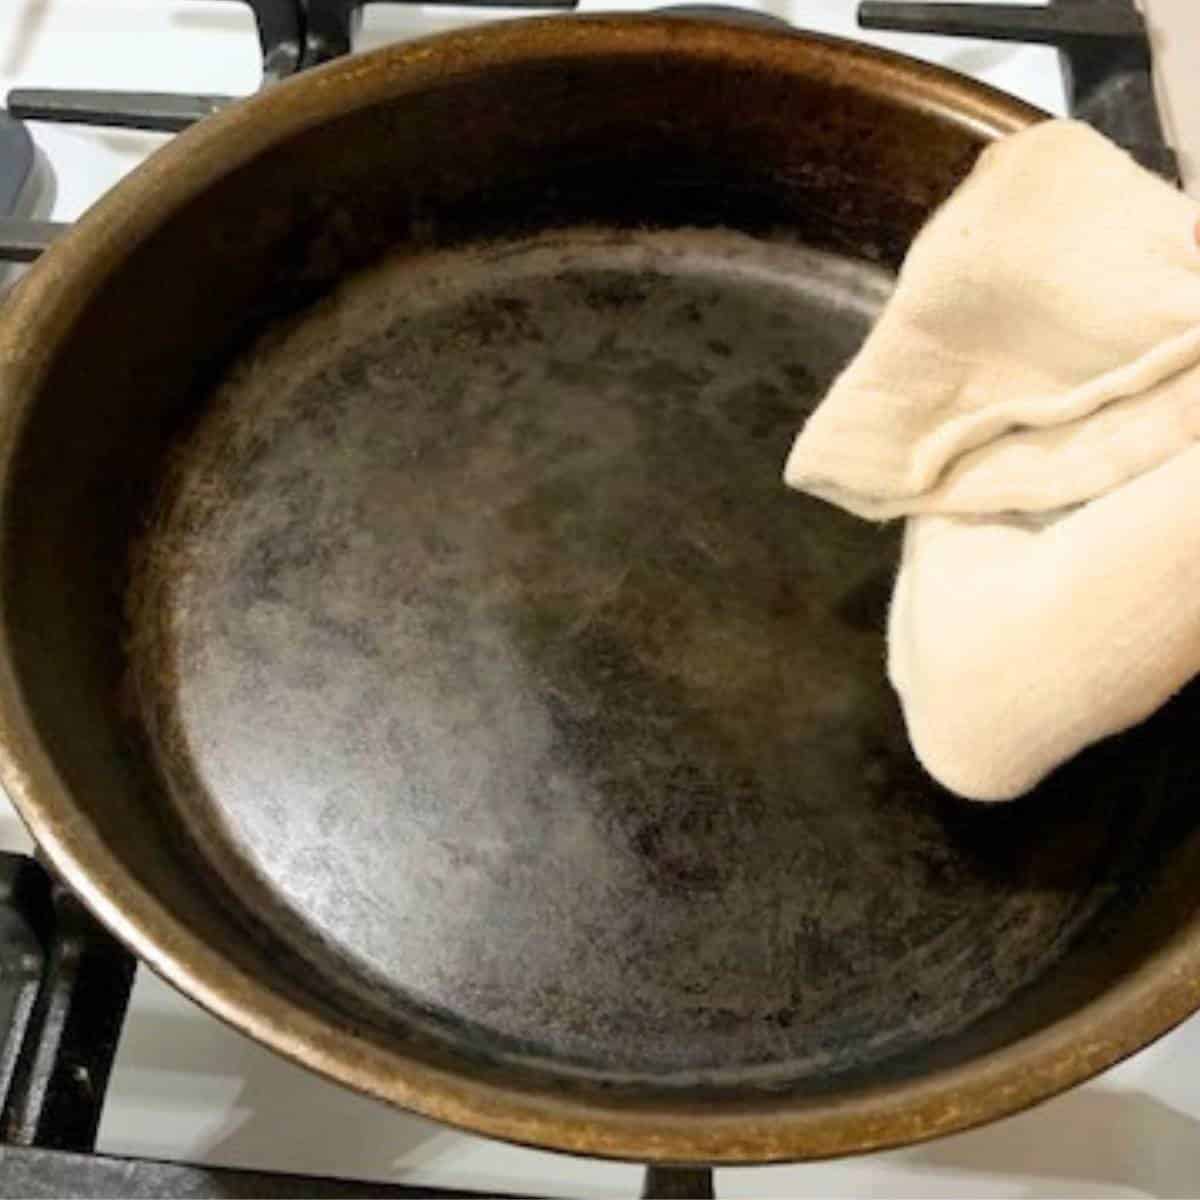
[{"x1": 783, "y1": 120, "x2": 1200, "y2": 801}]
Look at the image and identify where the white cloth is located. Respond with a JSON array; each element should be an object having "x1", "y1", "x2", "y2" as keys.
[{"x1": 783, "y1": 119, "x2": 1200, "y2": 801}]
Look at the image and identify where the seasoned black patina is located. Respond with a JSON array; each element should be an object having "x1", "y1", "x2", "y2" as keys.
[{"x1": 130, "y1": 230, "x2": 1146, "y2": 1082}]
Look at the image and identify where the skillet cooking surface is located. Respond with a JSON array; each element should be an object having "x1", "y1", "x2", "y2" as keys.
[{"x1": 127, "y1": 227, "x2": 1143, "y2": 1085}]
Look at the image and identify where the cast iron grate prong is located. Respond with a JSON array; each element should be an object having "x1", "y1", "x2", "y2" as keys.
[
  {"x1": 5, "y1": 0, "x2": 302, "y2": 136},
  {"x1": 0, "y1": 218, "x2": 67, "y2": 263},
  {"x1": 858, "y1": 1, "x2": 1145, "y2": 43},
  {"x1": 6, "y1": 91, "x2": 232, "y2": 134}
]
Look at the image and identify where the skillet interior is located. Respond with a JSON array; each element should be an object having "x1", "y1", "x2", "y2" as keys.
[{"x1": 125, "y1": 224, "x2": 1180, "y2": 1085}]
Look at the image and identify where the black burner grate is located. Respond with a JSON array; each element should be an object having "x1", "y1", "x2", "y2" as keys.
[{"x1": 0, "y1": 110, "x2": 54, "y2": 265}]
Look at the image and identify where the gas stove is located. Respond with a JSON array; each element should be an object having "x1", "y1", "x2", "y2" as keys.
[{"x1": 1, "y1": 2, "x2": 1199, "y2": 1197}]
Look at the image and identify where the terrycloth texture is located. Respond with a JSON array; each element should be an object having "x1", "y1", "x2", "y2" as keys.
[
  {"x1": 783, "y1": 119, "x2": 1200, "y2": 801},
  {"x1": 785, "y1": 120, "x2": 1200, "y2": 520}
]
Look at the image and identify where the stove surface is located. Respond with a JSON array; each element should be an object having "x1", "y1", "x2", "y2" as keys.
[{"x1": 1, "y1": 3, "x2": 1198, "y2": 1197}]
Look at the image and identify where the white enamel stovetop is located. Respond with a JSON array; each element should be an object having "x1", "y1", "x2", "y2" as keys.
[{"x1": 1, "y1": 2, "x2": 1199, "y2": 1196}]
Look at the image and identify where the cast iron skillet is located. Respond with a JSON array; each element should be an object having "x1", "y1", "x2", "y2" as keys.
[{"x1": 2, "y1": 13, "x2": 1200, "y2": 1179}]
